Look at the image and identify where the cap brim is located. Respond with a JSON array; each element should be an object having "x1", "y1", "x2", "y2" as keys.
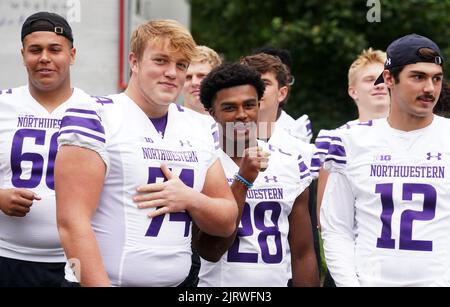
[{"x1": 374, "y1": 72, "x2": 384, "y2": 85}]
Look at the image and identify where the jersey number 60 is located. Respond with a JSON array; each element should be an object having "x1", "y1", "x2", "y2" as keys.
[{"x1": 11, "y1": 129, "x2": 58, "y2": 190}]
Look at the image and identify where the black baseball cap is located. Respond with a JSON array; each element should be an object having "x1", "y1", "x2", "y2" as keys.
[
  {"x1": 21, "y1": 11, "x2": 73, "y2": 43},
  {"x1": 374, "y1": 34, "x2": 443, "y2": 85}
]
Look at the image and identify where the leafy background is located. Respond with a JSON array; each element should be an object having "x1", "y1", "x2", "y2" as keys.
[{"x1": 191, "y1": 0, "x2": 450, "y2": 137}]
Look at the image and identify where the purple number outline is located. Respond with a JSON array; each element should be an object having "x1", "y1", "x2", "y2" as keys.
[
  {"x1": 227, "y1": 203, "x2": 258, "y2": 263},
  {"x1": 11, "y1": 129, "x2": 58, "y2": 189},
  {"x1": 255, "y1": 201, "x2": 282, "y2": 263},
  {"x1": 376, "y1": 183, "x2": 436, "y2": 251},
  {"x1": 227, "y1": 201, "x2": 282, "y2": 263},
  {"x1": 400, "y1": 183, "x2": 436, "y2": 251},
  {"x1": 145, "y1": 167, "x2": 193, "y2": 237},
  {"x1": 91, "y1": 95, "x2": 113, "y2": 105}
]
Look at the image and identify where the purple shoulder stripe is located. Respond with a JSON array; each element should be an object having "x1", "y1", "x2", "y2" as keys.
[
  {"x1": 61, "y1": 115, "x2": 105, "y2": 134},
  {"x1": 66, "y1": 108, "x2": 99, "y2": 116},
  {"x1": 324, "y1": 157, "x2": 346, "y2": 165},
  {"x1": 59, "y1": 130, "x2": 106, "y2": 143},
  {"x1": 328, "y1": 143, "x2": 346, "y2": 158},
  {"x1": 310, "y1": 157, "x2": 322, "y2": 168}
]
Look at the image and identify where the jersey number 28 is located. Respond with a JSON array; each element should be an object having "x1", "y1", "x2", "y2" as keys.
[{"x1": 227, "y1": 202, "x2": 282, "y2": 264}]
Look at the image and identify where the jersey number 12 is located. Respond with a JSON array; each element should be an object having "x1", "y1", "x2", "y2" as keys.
[{"x1": 376, "y1": 183, "x2": 436, "y2": 251}]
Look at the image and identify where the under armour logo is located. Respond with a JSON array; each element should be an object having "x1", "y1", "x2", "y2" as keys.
[
  {"x1": 179, "y1": 140, "x2": 193, "y2": 147},
  {"x1": 427, "y1": 152, "x2": 442, "y2": 161},
  {"x1": 264, "y1": 176, "x2": 278, "y2": 183},
  {"x1": 386, "y1": 58, "x2": 392, "y2": 66}
]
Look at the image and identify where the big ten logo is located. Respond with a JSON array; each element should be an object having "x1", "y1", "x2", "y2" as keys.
[
  {"x1": 66, "y1": 0, "x2": 81, "y2": 23},
  {"x1": 68, "y1": 258, "x2": 81, "y2": 282},
  {"x1": 366, "y1": 0, "x2": 381, "y2": 23},
  {"x1": 374, "y1": 154, "x2": 391, "y2": 162}
]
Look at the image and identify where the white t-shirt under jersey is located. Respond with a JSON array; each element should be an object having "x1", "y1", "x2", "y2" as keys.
[
  {"x1": 0, "y1": 85, "x2": 93, "y2": 263},
  {"x1": 58, "y1": 93, "x2": 220, "y2": 286}
]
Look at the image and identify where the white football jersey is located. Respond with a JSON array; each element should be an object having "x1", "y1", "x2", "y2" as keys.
[
  {"x1": 321, "y1": 116, "x2": 450, "y2": 286},
  {"x1": 199, "y1": 140, "x2": 311, "y2": 287},
  {"x1": 269, "y1": 122, "x2": 316, "y2": 169},
  {"x1": 0, "y1": 85, "x2": 93, "y2": 263},
  {"x1": 276, "y1": 110, "x2": 313, "y2": 143},
  {"x1": 267, "y1": 118, "x2": 316, "y2": 280},
  {"x1": 58, "y1": 93, "x2": 219, "y2": 286},
  {"x1": 311, "y1": 119, "x2": 361, "y2": 179}
]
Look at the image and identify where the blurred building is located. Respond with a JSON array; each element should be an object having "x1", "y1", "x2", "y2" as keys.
[{"x1": 0, "y1": 0, "x2": 191, "y2": 95}]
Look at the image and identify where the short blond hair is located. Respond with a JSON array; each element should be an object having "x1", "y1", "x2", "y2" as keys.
[
  {"x1": 191, "y1": 46, "x2": 222, "y2": 68},
  {"x1": 130, "y1": 19, "x2": 197, "y2": 62},
  {"x1": 348, "y1": 48, "x2": 386, "y2": 85}
]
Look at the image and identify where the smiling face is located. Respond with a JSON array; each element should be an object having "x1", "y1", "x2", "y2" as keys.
[
  {"x1": 386, "y1": 62, "x2": 443, "y2": 121},
  {"x1": 348, "y1": 62, "x2": 390, "y2": 121},
  {"x1": 129, "y1": 38, "x2": 189, "y2": 115},
  {"x1": 210, "y1": 84, "x2": 259, "y2": 149},
  {"x1": 21, "y1": 31, "x2": 75, "y2": 94}
]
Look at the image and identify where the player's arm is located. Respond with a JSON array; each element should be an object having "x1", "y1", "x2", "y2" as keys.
[
  {"x1": 135, "y1": 159, "x2": 237, "y2": 238},
  {"x1": 192, "y1": 147, "x2": 268, "y2": 262},
  {"x1": 289, "y1": 187, "x2": 320, "y2": 287},
  {"x1": 320, "y1": 172, "x2": 360, "y2": 287},
  {"x1": 191, "y1": 171, "x2": 246, "y2": 262},
  {"x1": 55, "y1": 145, "x2": 110, "y2": 286},
  {"x1": 313, "y1": 129, "x2": 337, "y2": 230},
  {"x1": 316, "y1": 167, "x2": 330, "y2": 230},
  {"x1": 188, "y1": 159, "x2": 237, "y2": 236},
  {"x1": 0, "y1": 188, "x2": 41, "y2": 217}
]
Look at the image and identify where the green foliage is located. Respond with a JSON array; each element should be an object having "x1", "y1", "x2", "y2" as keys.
[{"x1": 191, "y1": 0, "x2": 450, "y2": 136}]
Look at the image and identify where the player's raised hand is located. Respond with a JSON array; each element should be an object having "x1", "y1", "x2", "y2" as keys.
[
  {"x1": 0, "y1": 188, "x2": 41, "y2": 217},
  {"x1": 134, "y1": 164, "x2": 195, "y2": 218},
  {"x1": 238, "y1": 146, "x2": 270, "y2": 184}
]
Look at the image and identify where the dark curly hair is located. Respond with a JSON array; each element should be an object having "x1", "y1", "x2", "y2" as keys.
[{"x1": 200, "y1": 62, "x2": 265, "y2": 110}]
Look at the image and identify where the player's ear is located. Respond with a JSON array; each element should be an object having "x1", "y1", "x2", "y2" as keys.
[
  {"x1": 277, "y1": 86, "x2": 288, "y2": 103},
  {"x1": 129, "y1": 52, "x2": 139, "y2": 73},
  {"x1": 383, "y1": 70, "x2": 394, "y2": 88},
  {"x1": 70, "y1": 47, "x2": 76, "y2": 65},
  {"x1": 348, "y1": 85, "x2": 358, "y2": 101},
  {"x1": 21, "y1": 48, "x2": 25, "y2": 65}
]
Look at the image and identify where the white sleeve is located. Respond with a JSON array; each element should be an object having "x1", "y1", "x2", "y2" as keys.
[
  {"x1": 322, "y1": 129, "x2": 347, "y2": 174},
  {"x1": 207, "y1": 118, "x2": 221, "y2": 168},
  {"x1": 297, "y1": 114, "x2": 313, "y2": 142},
  {"x1": 296, "y1": 153, "x2": 313, "y2": 195},
  {"x1": 311, "y1": 129, "x2": 332, "y2": 179},
  {"x1": 58, "y1": 105, "x2": 110, "y2": 171},
  {"x1": 320, "y1": 171, "x2": 360, "y2": 287},
  {"x1": 311, "y1": 128, "x2": 347, "y2": 178}
]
